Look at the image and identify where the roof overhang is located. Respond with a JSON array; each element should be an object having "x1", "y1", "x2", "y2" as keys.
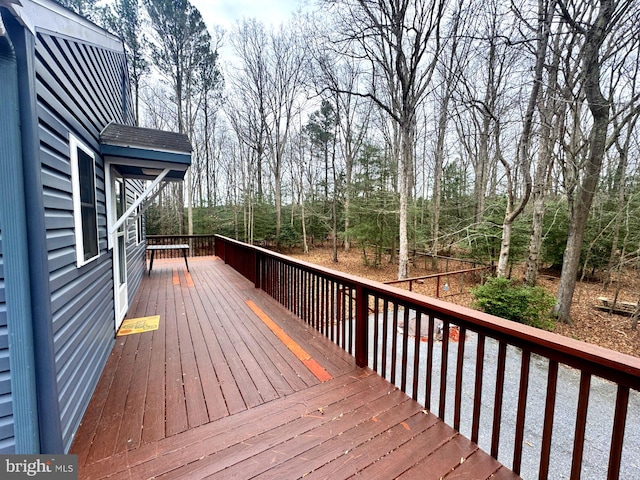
[
  {"x1": 1, "y1": 0, "x2": 123, "y2": 51},
  {"x1": 100, "y1": 123, "x2": 192, "y2": 181},
  {"x1": 101, "y1": 123, "x2": 192, "y2": 244}
]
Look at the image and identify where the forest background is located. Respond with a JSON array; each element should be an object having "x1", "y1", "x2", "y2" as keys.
[{"x1": 56, "y1": 0, "x2": 640, "y2": 325}]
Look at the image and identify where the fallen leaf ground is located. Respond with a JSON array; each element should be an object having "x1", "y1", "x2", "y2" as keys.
[{"x1": 288, "y1": 246, "x2": 640, "y2": 358}]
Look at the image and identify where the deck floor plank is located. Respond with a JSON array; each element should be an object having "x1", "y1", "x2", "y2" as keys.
[
  {"x1": 81, "y1": 372, "x2": 368, "y2": 480},
  {"x1": 164, "y1": 272, "x2": 189, "y2": 436},
  {"x1": 245, "y1": 391, "x2": 423, "y2": 480},
  {"x1": 440, "y1": 448, "x2": 504, "y2": 479},
  {"x1": 113, "y1": 326, "x2": 152, "y2": 454},
  {"x1": 396, "y1": 434, "x2": 478, "y2": 479},
  {"x1": 355, "y1": 420, "x2": 458, "y2": 479},
  {"x1": 179, "y1": 275, "x2": 229, "y2": 422},
  {"x1": 215, "y1": 280, "x2": 320, "y2": 388},
  {"x1": 71, "y1": 256, "x2": 517, "y2": 480},
  {"x1": 153, "y1": 374, "x2": 390, "y2": 479},
  {"x1": 140, "y1": 269, "x2": 167, "y2": 445},
  {"x1": 71, "y1": 339, "x2": 124, "y2": 467},
  {"x1": 84, "y1": 333, "x2": 140, "y2": 464},
  {"x1": 176, "y1": 272, "x2": 210, "y2": 428},
  {"x1": 301, "y1": 410, "x2": 438, "y2": 480}
]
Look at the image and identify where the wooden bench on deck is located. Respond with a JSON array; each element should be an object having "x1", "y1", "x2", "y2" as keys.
[{"x1": 146, "y1": 244, "x2": 190, "y2": 274}]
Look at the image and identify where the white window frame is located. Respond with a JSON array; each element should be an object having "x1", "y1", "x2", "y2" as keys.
[
  {"x1": 70, "y1": 134, "x2": 100, "y2": 267},
  {"x1": 134, "y1": 190, "x2": 144, "y2": 245}
]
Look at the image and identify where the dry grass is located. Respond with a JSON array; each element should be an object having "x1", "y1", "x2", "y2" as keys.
[{"x1": 288, "y1": 246, "x2": 640, "y2": 358}]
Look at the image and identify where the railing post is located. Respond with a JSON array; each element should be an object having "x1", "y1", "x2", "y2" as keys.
[
  {"x1": 355, "y1": 285, "x2": 368, "y2": 368},
  {"x1": 254, "y1": 251, "x2": 261, "y2": 289}
]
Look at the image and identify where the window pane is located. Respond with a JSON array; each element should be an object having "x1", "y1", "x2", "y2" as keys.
[
  {"x1": 77, "y1": 148, "x2": 98, "y2": 260},
  {"x1": 118, "y1": 235, "x2": 126, "y2": 284}
]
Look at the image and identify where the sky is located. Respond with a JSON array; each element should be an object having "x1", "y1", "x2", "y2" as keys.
[{"x1": 189, "y1": 0, "x2": 304, "y2": 32}]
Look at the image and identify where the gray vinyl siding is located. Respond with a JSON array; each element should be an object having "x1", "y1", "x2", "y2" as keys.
[
  {"x1": 126, "y1": 181, "x2": 146, "y2": 304},
  {"x1": 34, "y1": 30, "x2": 137, "y2": 451},
  {"x1": 0, "y1": 226, "x2": 15, "y2": 453}
]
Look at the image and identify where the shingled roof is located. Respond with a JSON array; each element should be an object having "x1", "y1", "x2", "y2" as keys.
[
  {"x1": 100, "y1": 123, "x2": 191, "y2": 154},
  {"x1": 100, "y1": 123, "x2": 192, "y2": 181}
]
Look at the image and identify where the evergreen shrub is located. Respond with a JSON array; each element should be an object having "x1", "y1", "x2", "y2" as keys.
[{"x1": 471, "y1": 277, "x2": 555, "y2": 330}]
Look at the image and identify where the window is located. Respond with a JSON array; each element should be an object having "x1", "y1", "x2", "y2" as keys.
[
  {"x1": 70, "y1": 134, "x2": 99, "y2": 266},
  {"x1": 134, "y1": 191, "x2": 144, "y2": 245}
]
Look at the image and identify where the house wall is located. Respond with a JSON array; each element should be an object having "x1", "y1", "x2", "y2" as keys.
[
  {"x1": 0, "y1": 228, "x2": 13, "y2": 453},
  {"x1": 34, "y1": 30, "x2": 137, "y2": 451},
  {"x1": 125, "y1": 183, "x2": 146, "y2": 306}
]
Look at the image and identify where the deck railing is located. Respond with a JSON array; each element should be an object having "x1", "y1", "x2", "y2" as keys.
[
  {"x1": 214, "y1": 235, "x2": 640, "y2": 480},
  {"x1": 385, "y1": 265, "x2": 495, "y2": 298},
  {"x1": 146, "y1": 234, "x2": 215, "y2": 258}
]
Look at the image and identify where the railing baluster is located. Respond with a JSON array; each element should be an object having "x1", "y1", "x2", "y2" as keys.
[
  {"x1": 286, "y1": 264, "x2": 292, "y2": 310},
  {"x1": 355, "y1": 285, "x2": 368, "y2": 368},
  {"x1": 330, "y1": 279, "x2": 335, "y2": 343},
  {"x1": 439, "y1": 321, "x2": 450, "y2": 420},
  {"x1": 513, "y1": 350, "x2": 531, "y2": 475},
  {"x1": 471, "y1": 333, "x2": 486, "y2": 444},
  {"x1": 382, "y1": 299, "x2": 389, "y2": 378},
  {"x1": 425, "y1": 314, "x2": 434, "y2": 411},
  {"x1": 337, "y1": 284, "x2": 343, "y2": 349},
  {"x1": 347, "y1": 286, "x2": 354, "y2": 354},
  {"x1": 323, "y1": 277, "x2": 329, "y2": 337},
  {"x1": 540, "y1": 360, "x2": 559, "y2": 480},
  {"x1": 391, "y1": 303, "x2": 399, "y2": 385},
  {"x1": 401, "y1": 307, "x2": 410, "y2": 392},
  {"x1": 316, "y1": 275, "x2": 321, "y2": 331},
  {"x1": 454, "y1": 325, "x2": 467, "y2": 431},
  {"x1": 373, "y1": 296, "x2": 380, "y2": 372},
  {"x1": 571, "y1": 372, "x2": 592, "y2": 480},
  {"x1": 412, "y1": 310, "x2": 422, "y2": 401},
  {"x1": 491, "y1": 342, "x2": 507, "y2": 458},
  {"x1": 325, "y1": 277, "x2": 330, "y2": 337},
  {"x1": 607, "y1": 385, "x2": 630, "y2": 480}
]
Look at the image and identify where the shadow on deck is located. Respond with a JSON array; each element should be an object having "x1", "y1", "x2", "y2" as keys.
[{"x1": 71, "y1": 256, "x2": 517, "y2": 479}]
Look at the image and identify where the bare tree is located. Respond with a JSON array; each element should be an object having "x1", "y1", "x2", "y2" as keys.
[
  {"x1": 495, "y1": 0, "x2": 556, "y2": 277},
  {"x1": 103, "y1": 0, "x2": 149, "y2": 125},
  {"x1": 553, "y1": 0, "x2": 634, "y2": 322},
  {"x1": 431, "y1": 0, "x2": 471, "y2": 264},
  {"x1": 230, "y1": 19, "x2": 307, "y2": 241},
  {"x1": 323, "y1": 0, "x2": 447, "y2": 279},
  {"x1": 264, "y1": 22, "x2": 308, "y2": 240},
  {"x1": 524, "y1": 19, "x2": 566, "y2": 285}
]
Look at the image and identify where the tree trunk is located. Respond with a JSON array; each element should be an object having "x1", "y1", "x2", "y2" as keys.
[
  {"x1": 525, "y1": 27, "x2": 562, "y2": 285},
  {"x1": 432, "y1": 100, "x2": 446, "y2": 263},
  {"x1": 497, "y1": 219, "x2": 513, "y2": 277},
  {"x1": 398, "y1": 120, "x2": 414, "y2": 280},
  {"x1": 497, "y1": 0, "x2": 552, "y2": 277},
  {"x1": 554, "y1": 0, "x2": 615, "y2": 322}
]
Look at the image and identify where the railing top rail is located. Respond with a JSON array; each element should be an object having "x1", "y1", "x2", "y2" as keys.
[
  {"x1": 147, "y1": 234, "x2": 216, "y2": 238},
  {"x1": 215, "y1": 235, "x2": 640, "y2": 388},
  {"x1": 384, "y1": 265, "x2": 494, "y2": 284}
]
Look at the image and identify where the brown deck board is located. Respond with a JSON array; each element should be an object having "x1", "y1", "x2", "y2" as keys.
[
  {"x1": 84, "y1": 334, "x2": 139, "y2": 464},
  {"x1": 141, "y1": 271, "x2": 167, "y2": 444},
  {"x1": 177, "y1": 275, "x2": 209, "y2": 427},
  {"x1": 300, "y1": 409, "x2": 435, "y2": 480},
  {"x1": 71, "y1": 256, "x2": 517, "y2": 480},
  {"x1": 164, "y1": 276, "x2": 189, "y2": 436},
  {"x1": 114, "y1": 328, "x2": 151, "y2": 453},
  {"x1": 397, "y1": 434, "x2": 478, "y2": 479}
]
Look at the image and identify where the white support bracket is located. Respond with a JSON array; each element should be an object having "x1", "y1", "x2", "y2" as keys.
[{"x1": 109, "y1": 167, "x2": 170, "y2": 236}]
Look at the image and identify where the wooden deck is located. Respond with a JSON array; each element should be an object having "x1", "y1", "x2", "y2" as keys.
[{"x1": 71, "y1": 256, "x2": 518, "y2": 479}]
